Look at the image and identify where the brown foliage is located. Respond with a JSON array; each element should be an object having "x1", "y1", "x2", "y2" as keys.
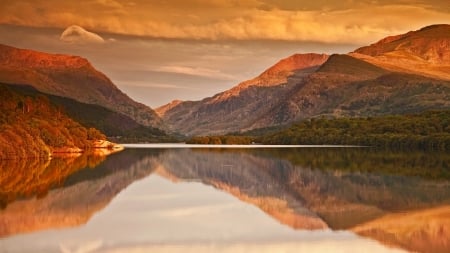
[{"x1": 0, "y1": 84, "x2": 106, "y2": 159}]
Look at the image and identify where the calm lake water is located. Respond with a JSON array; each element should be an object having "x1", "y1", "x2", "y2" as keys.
[{"x1": 0, "y1": 145, "x2": 449, "y2": 253}]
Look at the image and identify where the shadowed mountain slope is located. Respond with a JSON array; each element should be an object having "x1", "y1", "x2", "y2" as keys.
[{"x1": 0, "y1": 44, "x2": 161, "y2": 127}]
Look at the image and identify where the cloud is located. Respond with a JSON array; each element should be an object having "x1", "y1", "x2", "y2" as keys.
[
  {"x1": 156, "y1": 66, "x2": 236, "y2": 80},
  {"x1": 1, "y1": 1, "x2": 450, "y2": 44},
  {"x1": 158, "y1": 203, "x2": 238, "y2": 218},
  {"x1": 121, "y1": 81, "x2": 195, "y2": 89},
  {"x1": 59, "y1": 240, "x2": 103, "y2": 253},
  {"x1": 60, "y1": 25, "x2": 105, "y2": 44}
]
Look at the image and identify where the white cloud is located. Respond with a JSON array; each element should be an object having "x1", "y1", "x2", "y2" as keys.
[
  {"x1": 156, "y1": 65, "x2": 236, "y2": 80},
  {"x1": 120, "y1": 81, "x2": 200, "y2": 90},
  {"x1": 60, "y1": 25, "x2": 105, "y2": 44},
  {"x1": 59, "y1": 240, "x2": 103, "y2": 253}
]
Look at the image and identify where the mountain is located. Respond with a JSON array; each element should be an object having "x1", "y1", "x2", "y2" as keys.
[
  {"x1": 5, "y1": 84, "x2": 174, "y2": 143},
  {"x1": 157, "y1": 53, "x2": 329, "y2": 135},
  {"x1": 159, "y1": 24, "x2": 450, "y2": 136},
  {"x1": 351, "y1": 24, "x2": 450, "y2": 80},
  {"x1": 0, "y1": 44, "x2": 161, "y2": 127}
]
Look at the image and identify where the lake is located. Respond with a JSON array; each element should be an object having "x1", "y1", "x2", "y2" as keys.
[{"x1": 1, "y1": 145, "x2": 449, "y2": 253}]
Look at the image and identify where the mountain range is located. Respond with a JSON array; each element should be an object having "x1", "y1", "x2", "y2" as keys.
[
  {"x1": 1, "y1": 24, "x2": 449, "y2": 138},
  {"x1": 158, "y1": 24, "x2": 450, "y2": 136}
]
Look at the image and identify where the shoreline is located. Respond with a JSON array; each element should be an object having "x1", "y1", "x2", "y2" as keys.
[
  {"x1": 0, "y1": 140, "x2": 124, "y2": 161},
  {"x1": 121, "y1": 143, "x2": 366, "y2": 148}
]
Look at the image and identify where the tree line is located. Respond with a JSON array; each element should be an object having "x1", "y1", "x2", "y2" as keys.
[{"x1": 187, "y1": 110, "x2": 450, "y2": 150}]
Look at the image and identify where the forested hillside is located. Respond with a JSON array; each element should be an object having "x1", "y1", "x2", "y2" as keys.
[
  {"x1": 261, "y1": 111, "x2": 450, "y2": 150},
  {"x1": 0, "y1": 84, "x2": 105, "y2": 159},
  {"x1": 6, "y1": 84, "x2": 175, "y2": 143}
]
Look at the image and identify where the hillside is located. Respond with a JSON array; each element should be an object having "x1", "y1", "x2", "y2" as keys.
[
  {"x1": 351, "y1": 24, "x2": 450, "y2": 80},
  {"x1": 5, "y1": 84, "x2": 174, "y2": 143},
  {"x1": 260, "y1": 110, "x2": 450, "y2": 150},
  {"x1": 157, "y1": 53, "x2": 329, "y2": 135},
  {"x1": 0, "y1": 84, "x2": 106, "y2": 159},
  {"x1": 159, "y1": 24, "x2": 450, "y2": 135},
  {"x1": 0, "y1": 44, "x2": 161, "y2": 127}
]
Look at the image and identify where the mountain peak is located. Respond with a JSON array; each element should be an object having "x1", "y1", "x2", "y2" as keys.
[
  {"x1": 156, "y1": 99, "x2": 183, "y2": 117},
  {"x1": 207, "y1": 53, "x2": 329, "y2": 104},
  {"x1": 317, "y1": 54, "x2": 388, "y2": 78},
  {"x1": 0, "y1": 44, "x2": 90, "y2": 70},
  {"x1": 243, "y1": 53, "x2": 329, "y2": 88},
  {"x1": 261, "y1": 53, "x2": 329, "y2": 77},
  {"x1": 353, "y1": 24, "x2": 450, "y2": 63},
  {"x1": 0, "y1": 44, "x2": 161, "y2": 127},
  {"x1": 351, "y1": 24, "x2": 450, "y2": 80}
]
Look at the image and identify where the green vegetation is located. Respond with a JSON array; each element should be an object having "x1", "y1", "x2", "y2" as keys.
[
  {"x1": 260, "y1": 110, "x2": 450, "y2": 150},
  {"x1": 186, "y1": 135, "x2": 253, "y2": 144},
  {"x1": 0, "y1": 84, "x2": 106, "y2": 159},
  {"x1": 187, "y1": 110, "x2": 450, "y2": 150}
]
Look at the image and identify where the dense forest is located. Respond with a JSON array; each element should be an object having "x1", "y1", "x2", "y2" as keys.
[
  {"x1": 186, "y1": 135, "x2": 253, "y2": 145},
  {"x1": 261, "y1": 110, "x2": 450, "y2": 150},
  {"x1": 187, "y1": 110, "x2": 450, "y2": 150},
  {"x1": 0, "y1": 84, "x2": 106, "y2": 159}
]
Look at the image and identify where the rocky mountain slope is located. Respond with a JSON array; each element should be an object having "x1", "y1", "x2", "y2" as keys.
[
  {"x1": 159, "y1": 24, "x2": 450, "y2": 136},
  {"x1": 157, "y1": 53, "x2": 329, "y2": 135},
  {"x1": 0, "y1": 44, "x2": 161, "y2": 127},
  {"x1": 351, "y1": 24, "x2": 450, "y2": 80}
]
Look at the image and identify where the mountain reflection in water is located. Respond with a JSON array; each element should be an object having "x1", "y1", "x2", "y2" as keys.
[{"x1": 0, "y1": 147, "x2": 449, "y2": 253}]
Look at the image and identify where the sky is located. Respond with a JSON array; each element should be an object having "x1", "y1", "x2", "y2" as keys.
[{"x1": 0, "y1": 0, "x2": 449, "y2": 108}]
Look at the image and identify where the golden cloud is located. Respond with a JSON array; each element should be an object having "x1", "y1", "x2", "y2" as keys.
[{"x1": 1, "y1": 1, "x2": 449, "y2": 44}]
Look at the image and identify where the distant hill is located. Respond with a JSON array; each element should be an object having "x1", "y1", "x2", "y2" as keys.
[
  {"x1": 0, "y1": 44, "x2": 161, "y2": 128},
  {"x1": 159, "y1": 24, "x2": 450, "y2": 135}
]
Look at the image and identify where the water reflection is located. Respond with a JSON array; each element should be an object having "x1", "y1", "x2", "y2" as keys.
[
  {"x1": 0, "y1": 147, "x2": 449, "y2": 253},
  {"x1": 0, "y1": 154, "x2": 106, "y2": 209},
  {"x1": 0, "y1": 150, "x2": 159, "y2": 237},
  {"x1": 159, "y1": 148, "x2": 450, "y2": 253}
]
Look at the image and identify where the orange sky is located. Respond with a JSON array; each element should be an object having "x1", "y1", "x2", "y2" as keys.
[
  {"x1": 2, "y1": 0, "x2": 450, "y2": 43},
  {"x1": 0, "y1": 0, "x2": 449, "y2": 107}
]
